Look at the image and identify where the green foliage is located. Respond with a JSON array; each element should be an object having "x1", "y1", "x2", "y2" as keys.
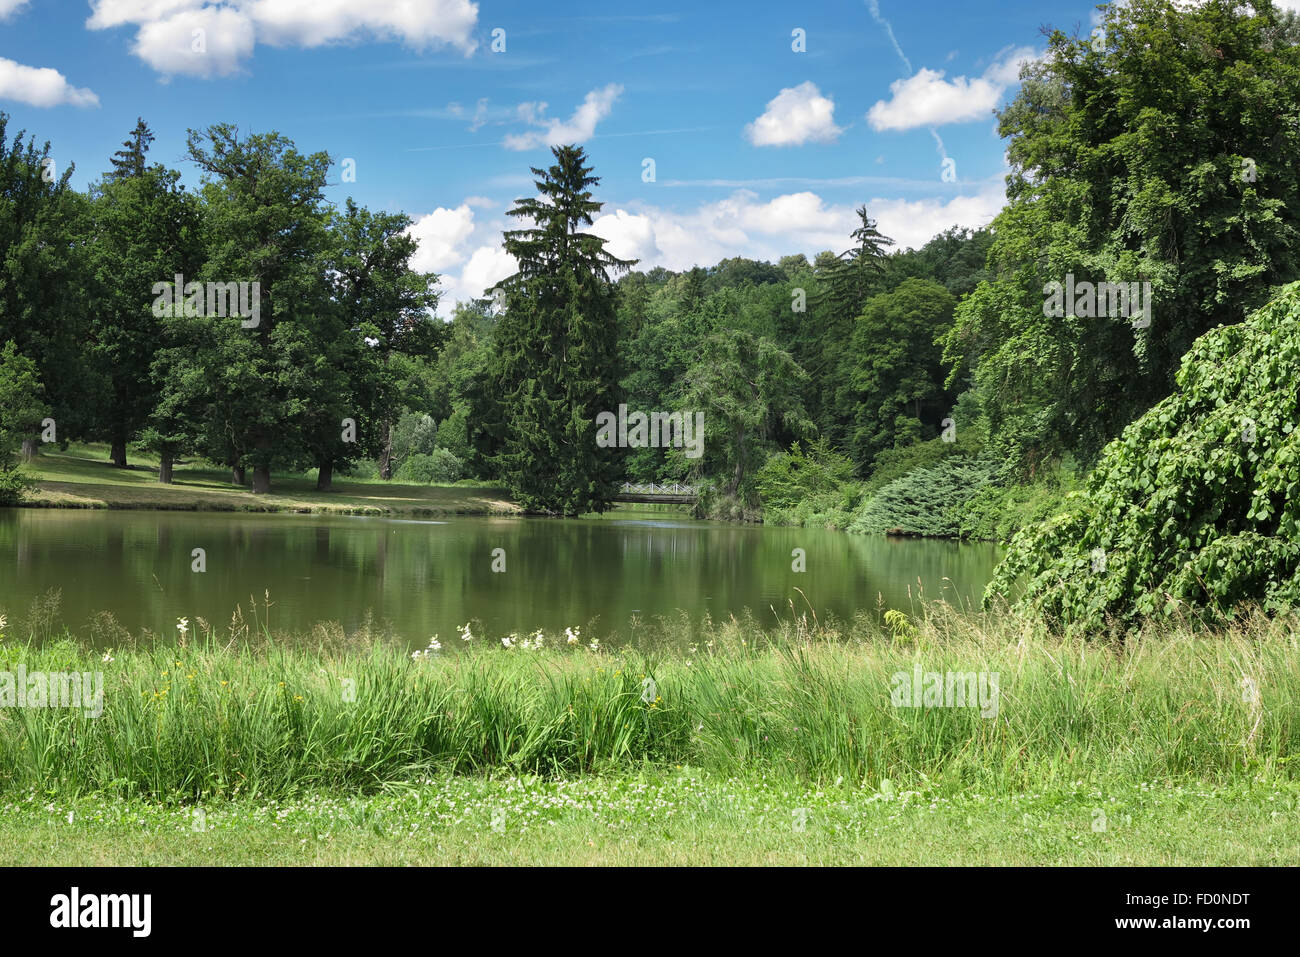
[
  {"x1": 859, "y1": 438, "x2": 960, "y2": 497},
  {"x1": 0, "y1": 340, "x2": 48, "y2": 448},
  {"x1": 390, "y1": 412, "x2": 438, "y2": 465},
  {"x1": 324, "y1": 198, "x2": 442, "y2": 482},
  {"x1": 435, "y1": 408, "x2": 472, "y2": 463},
  {"x1": 0, "y1": 113, "x2": 94, "y2": 444},
  {"x1": 3, "y1": 604, "x2": 1297, "y2": 798},
  {"x1": 850, "y1": 451, "x2": 1000, "y2": 537},
  {"x1": 478, "y1": 145, "x2": 631, "y2": 514},
  {"x1": 883, "y1": 226, "x2": 993, "y2": 298},
  {"x1": 0, "y1": 467, "x2": 29, "y2": 505},
  {"x1": 87, "y1": 138, "x2": 203, "y2": 466},
  {"x1": 945, "y1": 0, "x2": 1300, "y2": 471},
  {"x1": 844, "y1": 278, "x2": 957, "y2": 468},
  {"x1": 989, "y1": 282, "x2": 1300, "y2": 633},
  {"x1": 168, "y1": 124, "x2": 336, "y2": 491},
  {"x1": 882, "y1": 609, "x2": 918, "y2": 645},
  {"x1": 806, "y1": 207, "x2": 895, "y2": 445},
  {"x1": 679, "y1": 328, "x2": 812, "y2": 503},
  {"x1": 755, "y1": 438, "x2": 861, "y2": 527},
  {"x1": 617, "y1": 279, "x2": 722, "y2": 483},
  {"x1": 756, "y1": 438, "x2": 856, "y2": 510},
  {"x1": 0, "y1": 341, "x2": 47, "y2": 503},
  {"x1": 107, "y1": 118, "x2": 154, "y2": 180},
  {"x1": 958, "y1": 459, "x2": 1081, "y2": 542},
  {"x1": 396, "y1": 448, "x2": 464, "y2": 484}
]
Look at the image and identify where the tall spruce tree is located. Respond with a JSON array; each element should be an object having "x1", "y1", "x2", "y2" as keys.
[
  {"x1": 808, "y1": 206, "x2": 894, "y2": 444},
  {"x1": 108, "y1": 119, "x2": 154, "y2": 180},
  {"x1": 481, "y1": 145, "x2": 634, "y2": 514}
]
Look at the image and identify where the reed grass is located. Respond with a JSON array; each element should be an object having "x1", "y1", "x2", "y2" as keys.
[{"x1": 1, "y1": 600, "x2": 1296, "y2": 800}]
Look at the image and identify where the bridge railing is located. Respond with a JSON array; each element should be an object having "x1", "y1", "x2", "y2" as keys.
[{"x1": 618, "y1": 482, "x2": 700, "y2": 496}]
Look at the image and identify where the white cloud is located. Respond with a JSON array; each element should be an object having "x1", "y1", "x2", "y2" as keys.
[
  {"x1": 867, "y1": 69, "x2": 1002, "y2": 131},
  {"x1": 869, "y1": 182, "x2": 1005, "y2": 251},
  {"x1": 242, "y1": 0, "x2": 477, "y2": 49},
  {"x1": 431, "y1": 243, "x2": 516, "y2": 314},
  {"x1": 867, "y1": 46, "x2": 1039, "y2": 132},
  {"x1": 590, "y1": 209, "x2": 662, "y2": 264},
  {"x1": 425, "y1": 182, "x2": 1005, "y2": 312},
  {"x1": 503, "y1": 83, "x2": 622, "y2": 151},
  {"x1": 86, "y1": 0, "x2": 479, "y2": 77},
  {"x1": 407, "y1": 204, "x2": 477, "y2": 273},
  {"x1": 133, "y1": 6, "x2": 256, "y2": 78},
  {"x1": 457, "y1": 245, "x2": 516, "y2": 300},
  {"x1": 745, "y1": 81, "x2": 843, "y2": 147},
  {"x1": 0, "y1": 0, "x2": 30, "y2": 20},
  {"x1": 588, "y1": 184, "x2": 1005, "y2": 272},
  {"x1": 404, "y1": 200, "x2": 517, "y2": 314},
  {"x1": 983, "y1": 45, "x2": 1040, "y2": 86},
  {"x1": 87, "y1": 0, "x2": 198, "y2": 28},
  {"x1": 585, "y1": 184, "x2": 998, "y2": 273},
  {"x1": 0, "y1": 57, "x2": 100, "y2": 108}
]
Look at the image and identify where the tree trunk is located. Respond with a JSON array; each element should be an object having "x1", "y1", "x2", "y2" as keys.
[
  {"x1": 110, "y1": 436, "x2": 127, "y2": 468},
  {"x1": 379, "y1": 418, "x2": 394, "y2": 480},
  {"x1": 232, "y1": 465, "x2": 246, "y2": 486},
  {"x1": 21, "y1": 437, "x2": 37, "y2": 462},
  {"x1": 158, "y1": 451, "x2": 174, "y2": 484},
  {"x1": 316, "y1": 458, "x2": 333, "y2": 492},
  {"x1": 252, "y1": 464, "x2": 271, "y2": 494}
]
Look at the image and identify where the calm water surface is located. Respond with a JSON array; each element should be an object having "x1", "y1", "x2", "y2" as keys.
[{"x1": 0, "y1": 508, "x2": 1002, "y2": 649}]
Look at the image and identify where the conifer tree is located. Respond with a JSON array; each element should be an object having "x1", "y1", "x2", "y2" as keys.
[
  {"x1": 481, "y1": 145, "x2": 634, "y2": 514},
  {"x1": 108, "y1": 118, "x2": 154, "y2": 180},
  {"x1": 810, "y1": 206, "x2": 893, "y2": 444}
]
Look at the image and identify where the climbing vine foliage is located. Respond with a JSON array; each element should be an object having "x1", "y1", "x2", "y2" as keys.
[{"x1": 988, "y1": 282, "x2": 1300, "y2": 634}]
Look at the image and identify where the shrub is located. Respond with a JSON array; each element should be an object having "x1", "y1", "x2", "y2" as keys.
[
  {"x1": 849, "y1": 451, "x2": 1000, "y2": 537},
  {"x1": 0, "y1": 467, "x2": 31, "y2": 506},
  {"x1": 859, "y1": 438, "x2": 959, "y2": 496},
  {"x1": 0, "y1": 341, "x2": 48, "y2": 504},
  {"x1": 988, "y1": 282, "x2": 1300, "y2": 634},
  {"x1": 390, "y1": 412, "x2": 438, "y2": 466},
  {"x1": 435, "y1": 408, "x2": 472, "y2": 464},
  {"x1": 397, "y1": 448, "x2": 464, "y2": 484},
  {"x1": 958, "y1": 458, "x2": 1081, "y2": 542},
  {"x1": 756, "y1": 438, "x2": 857, "y2": 510}
]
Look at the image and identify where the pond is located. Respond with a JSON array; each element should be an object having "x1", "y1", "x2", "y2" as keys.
[{"x1": 0, "y1": 508, "x2": 1002, "y2": 649}]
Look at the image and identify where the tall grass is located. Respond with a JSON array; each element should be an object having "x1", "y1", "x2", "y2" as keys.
[{"x1": 0, "y1": 602, "x2": 1296, "y2": 799}]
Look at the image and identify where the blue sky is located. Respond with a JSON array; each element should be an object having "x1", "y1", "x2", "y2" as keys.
[{"x1": 1, "y1": 0, "x2": 1114, "y2": 310}]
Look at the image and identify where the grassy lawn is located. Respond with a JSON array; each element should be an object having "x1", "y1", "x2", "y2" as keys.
[
  {"x1": 2, "y1": 775, "x2": 1295, "y2": 865},
  {"x1": 1, "y1": 606, "x2": 1297, "y2": 864},
  {"x1": 15, "y1": 443, "x2": 518, "y2": 515}
]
